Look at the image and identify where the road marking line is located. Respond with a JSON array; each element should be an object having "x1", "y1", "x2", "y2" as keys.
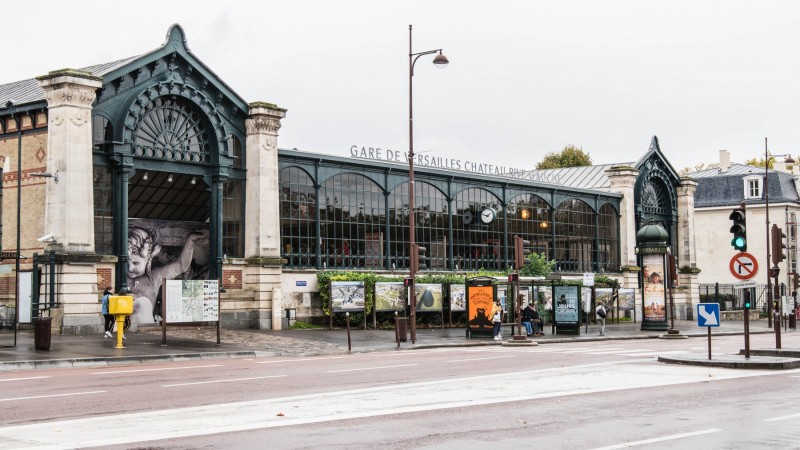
[
  {"x1": 327, "y1": 364, "x2": 418, "y2": 373},
  {"x1": 163, "y1": 375, "x2": 287, "y2": 387},
  {"x1": 588, "y1": 428, "x2": 722, "y2": 450},
  {"x1": 256, "y1": 356, "x2": 348, "y2": 364},
  {"x1": 92, "y1": 364, "x2": 223, "y2": 374},
  {"x1": 448, "y1": 355, "x2": 516, "y2": 363},
  {"x1": 0, "y1": 376, "x2": 50, "y2": 382},
  {"x1": 0, "y1": 391, "x2": 106, "y2": 403},
  {"x1": 764, "y1": 412, "x2": 800, "y2": 422}
]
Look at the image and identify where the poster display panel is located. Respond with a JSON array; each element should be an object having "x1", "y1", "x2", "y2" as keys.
[
  {"x1": 449, "y1": 284, "x2": 466, "y2": 312},
  {"x1": 554, "y1": 285, "x2": 579, "y2": 324},
  {"x1": 618, "y1": 288, "x2": 636, "y2": 310},
  {"x1": 165, "y1": 279, "x2": 219, "y2": 323},
  {"x1": 374, "y1": 282, "x2": 405, "y2": 312},
  {"x1": 467, "y1": 285, "x2": 494, "y2": 331},
  {"x1": 642, "y1": 254, "x2": 667, "y2": 322},
  {"x1": 331, "y1": 281, "x2": 366, "y2": 312},
  {"x1": 595, "y1": 288, "x2": 613, "y2": 307},
  {"x1": 415, "y1": 284, "x2": 443, "y2": 312}
]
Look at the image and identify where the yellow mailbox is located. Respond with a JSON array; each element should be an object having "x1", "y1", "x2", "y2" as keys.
[{"x1": 109, "y1": 295, "x2": 133, "y2": 315}]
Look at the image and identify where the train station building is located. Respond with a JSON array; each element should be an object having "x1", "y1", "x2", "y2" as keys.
[{"x1": 0, "y1": 25, "x2": 701, "y2": 335}]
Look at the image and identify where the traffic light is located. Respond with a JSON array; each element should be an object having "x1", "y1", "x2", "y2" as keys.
[
  {"x1": 771, "y1": 225, "x2": 787, "y2": 266},
  {"x1": 514, "y1": 235, "x2": 532, "y2": 270},
  {"x1": 508, "y1": 273, "x2": 519, "y2": 283},
  {"x1": 729, "y1": 207, "x2": 747, "y2": 252},
  {"x1": 743, "y1": 289, "x2": 751, "y2": 310},
  {"x1": 403, "y1": 277, "x2": 413, "y2": 288},
  {"x1": 410, "y1": 243, "x2": 427, "y2": 273}
]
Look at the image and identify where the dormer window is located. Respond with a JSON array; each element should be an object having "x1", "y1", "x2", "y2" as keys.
[{"x1": 743, "y1": 176, "x2": 762, "y2": 199}]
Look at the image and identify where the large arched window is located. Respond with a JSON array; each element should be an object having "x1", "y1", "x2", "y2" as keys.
[
  {"x1": 554, "y1": 199, "x2": 594, "y2": 272},
  {"x1": 598, "y1": 203, "x2": 620, "y2": 272},
  {"x1": 452, "y1": 188, "x2": 503, "y2": 271},
  {"x1": 506, "y1": 194, "x2": 552, "y2": 262},
  {"x1": 280, "y1": 167, "x2": 317, "y2": 268},
  {"x1": 388, "y1": 182, "x2": 448, "y2": 270},
  {"x1": 319, "y1": 173, "x2": 384, "y2": 269},
  {"x1": 132, "y1": 97, "x2": 213, "y2": 164}
]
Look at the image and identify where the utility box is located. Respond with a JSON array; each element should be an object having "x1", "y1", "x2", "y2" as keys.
[{"x1": 109, "y1": 295, "x2": 134, "y2": 315}]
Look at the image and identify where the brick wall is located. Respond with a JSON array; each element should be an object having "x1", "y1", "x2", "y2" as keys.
[{"x1": 222, "y1": 269, "x2": 243, "y2": 290}]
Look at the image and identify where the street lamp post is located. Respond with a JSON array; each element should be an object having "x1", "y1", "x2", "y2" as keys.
[{"x1": 408, "y1": 24, "x2": 448, "y2": 343}]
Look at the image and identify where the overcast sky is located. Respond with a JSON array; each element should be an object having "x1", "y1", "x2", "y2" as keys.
[{"x1": 5, "y1": 1, "x2": 800, "y2": 173}]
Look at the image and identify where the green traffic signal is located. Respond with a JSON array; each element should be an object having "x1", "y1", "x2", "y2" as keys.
[{"x1": 729, "y1": 207, "x2": 747, "y2": 252}]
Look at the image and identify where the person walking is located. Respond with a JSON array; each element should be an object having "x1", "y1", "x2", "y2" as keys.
[
  {"x1": 596, "y1": 301, "x2": 607, "y2": 336},
  {"x1": 490, "y1": 300, "x2": 504, "y2": 341},
  {"x1": 101, "y1": 288, "x2": 114, "y2": 338}
]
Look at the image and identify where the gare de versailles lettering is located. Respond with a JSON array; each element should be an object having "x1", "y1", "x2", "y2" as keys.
[{"x1": 349, "y1": 145, "x2": 560, "y2": 184}]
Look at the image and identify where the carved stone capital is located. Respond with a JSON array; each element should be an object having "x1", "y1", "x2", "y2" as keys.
[
  {"x1": 245, "y1": 116, "x2": 282, "y2": 135},
  {"x1": 246, "y1": 101, "x2": 287, "y2": 136},
  {"x1": 37, "y1": 70, "x2": 103, "y2": 109}
]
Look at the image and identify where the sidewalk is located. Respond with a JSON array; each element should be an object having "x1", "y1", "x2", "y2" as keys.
[{"x1": 0, "y1": 319, "x2": 793, "y2": 372}]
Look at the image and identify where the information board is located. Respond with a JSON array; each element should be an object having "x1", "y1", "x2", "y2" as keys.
[{"x1": 165, "y1": 279, "x2": 219, "y2": 323}]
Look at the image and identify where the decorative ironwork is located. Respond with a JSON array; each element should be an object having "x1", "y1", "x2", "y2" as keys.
[
  {"x1": 641, "y1": 179, "x2": 668, "y2": 215},
  {"x1": 132, "y1": 97, "x2": 211, "y2": 164}
]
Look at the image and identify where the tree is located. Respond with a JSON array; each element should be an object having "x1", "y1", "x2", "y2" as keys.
[
  {"x1": 519, "y1": 252, "x2": 554, "y2": 277},
  {"x1": 536, "y1": 144, "x2": 592, "y2": 170},
  {"x1": 744, "y1": 157, "x2": 772, "y2": 169}
]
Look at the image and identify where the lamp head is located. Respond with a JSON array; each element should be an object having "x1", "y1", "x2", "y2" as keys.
[{"x1": 433, "y1": 52, "x2": 449, "y2": 68}]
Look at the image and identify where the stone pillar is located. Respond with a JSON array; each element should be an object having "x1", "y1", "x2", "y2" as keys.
[
  {"x1": 245, "y1": 102, "x2": 287, "y2": 258},
  {"x1": 243, "y1": 102, "x2": 287, "y2": 330},
  {"x1": 675, "y1": 177, "x2": 700, "y2": 318},
  {"x1": 37, "y1": 70, "x2": 102, "y2": 252},
  {"x1": 605, "y1": 165, "x2": 639, "y2": 268},
  {"x1": 36, "y1": 69, "x2": 104, "y2": 334}
]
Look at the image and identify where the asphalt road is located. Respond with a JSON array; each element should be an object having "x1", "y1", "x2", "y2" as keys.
[{"x1": 0, "y1": 332, "x2": 798, "y2": 449}]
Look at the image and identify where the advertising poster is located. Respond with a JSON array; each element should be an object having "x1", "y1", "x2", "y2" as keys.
[
  {"x1": 497, "y1": 286, "x2": 508, "y2": 312},
  {"x1": 374, "y1": 282, "x2": 405, "y2": 312},
  {"x1": 618, "y1": 289, "x2": 636, "y2": 310},
  {"x1": 467, "y1": 285, "x2": 494, "y2": 330},
  {"x1": 449, "y1": 284, "x2": 466, "y2": 312},
  {"x1": 128, "y1": 218, "x2": 210, "y2": 325},
  {"x1": 165, "y1": 279, "x2": 219, "y2": 323},
  {"x1": 415, "y1": 284, "x2": 443, "y2": 312},
  {"x1": 554, "y1": 285, "x2": 579, "y2": 324},
  {"x1": 642, "y1": 254, "x2": 666, "y2": 322},
  {"x1": 331, "y1": 281, "x2": 366, "y2": 312}
]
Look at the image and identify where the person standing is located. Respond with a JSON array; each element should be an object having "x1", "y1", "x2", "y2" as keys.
[
  {"x1": 490, "y1": 300, "x2": 504, "y2": 341},
  {"x1": 596, "y1": 301, "x2": 607, "y2": 336},
  {"x1": 101, "y1": 288, "x2": 114, "y2": 338}
]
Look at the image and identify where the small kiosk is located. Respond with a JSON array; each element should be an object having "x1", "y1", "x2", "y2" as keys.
[{"x1": 636, "y1": 223, "x2": 671, "y2": 331}]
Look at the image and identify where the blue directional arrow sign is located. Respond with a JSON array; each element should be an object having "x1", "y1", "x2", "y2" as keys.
[{"x1": 697, "y1": 303, "x2": 720, "y2": 327}]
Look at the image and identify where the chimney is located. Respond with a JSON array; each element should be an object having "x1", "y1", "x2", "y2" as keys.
[{"x1": 719, "y1": 150, "x2": 730, "y2": 173}]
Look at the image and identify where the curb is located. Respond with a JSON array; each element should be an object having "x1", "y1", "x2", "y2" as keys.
[
  {"x1": 0, "y1": 351, "x2": 267, "y2": 372},
  {"x1": 657, "y1": 354, "x2": 800, "y2": 370}
]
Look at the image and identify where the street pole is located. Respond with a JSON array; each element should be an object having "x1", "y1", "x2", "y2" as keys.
[
  {"x1": 765, "y1": 138, "x2": 772, "y2": 329},
  {"x1": 408, "y1": 24, "x2": 448, "y2": 344}
]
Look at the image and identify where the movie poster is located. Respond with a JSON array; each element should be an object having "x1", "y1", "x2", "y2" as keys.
[
  {"x1": 127, "y1": 218, "x2": 210, "y2": 325},
  {"x1": 467, "y1": 285, "x2": 494, "y2": 330},
  {"x1": 554, "y1": 285, "x2": 579, "y2": 324},
  {"x1": 642, "y1": 254, "x2": 666, "y2": 321}
]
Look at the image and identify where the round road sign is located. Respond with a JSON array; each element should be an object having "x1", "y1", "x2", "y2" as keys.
[{"x1": 729, "y1": 252, "x2": 759, "y2": 280}]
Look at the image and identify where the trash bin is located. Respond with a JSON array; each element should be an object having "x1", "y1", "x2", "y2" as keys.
[
  {"x1": 33, "y1": 316, "x2": 52, "y2": 351},
  {"x1": 395, "y1": 317, "x2": 408, "y2": 343}
]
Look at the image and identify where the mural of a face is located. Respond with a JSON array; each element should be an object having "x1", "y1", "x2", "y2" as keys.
[{"x1": 127, "y1": 227, "x2": 159, "y2": 280}]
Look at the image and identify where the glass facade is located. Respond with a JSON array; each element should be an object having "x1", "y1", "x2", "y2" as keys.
[{"x1": 279, "y1": 156, "x2": 622, "y2": 274}]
